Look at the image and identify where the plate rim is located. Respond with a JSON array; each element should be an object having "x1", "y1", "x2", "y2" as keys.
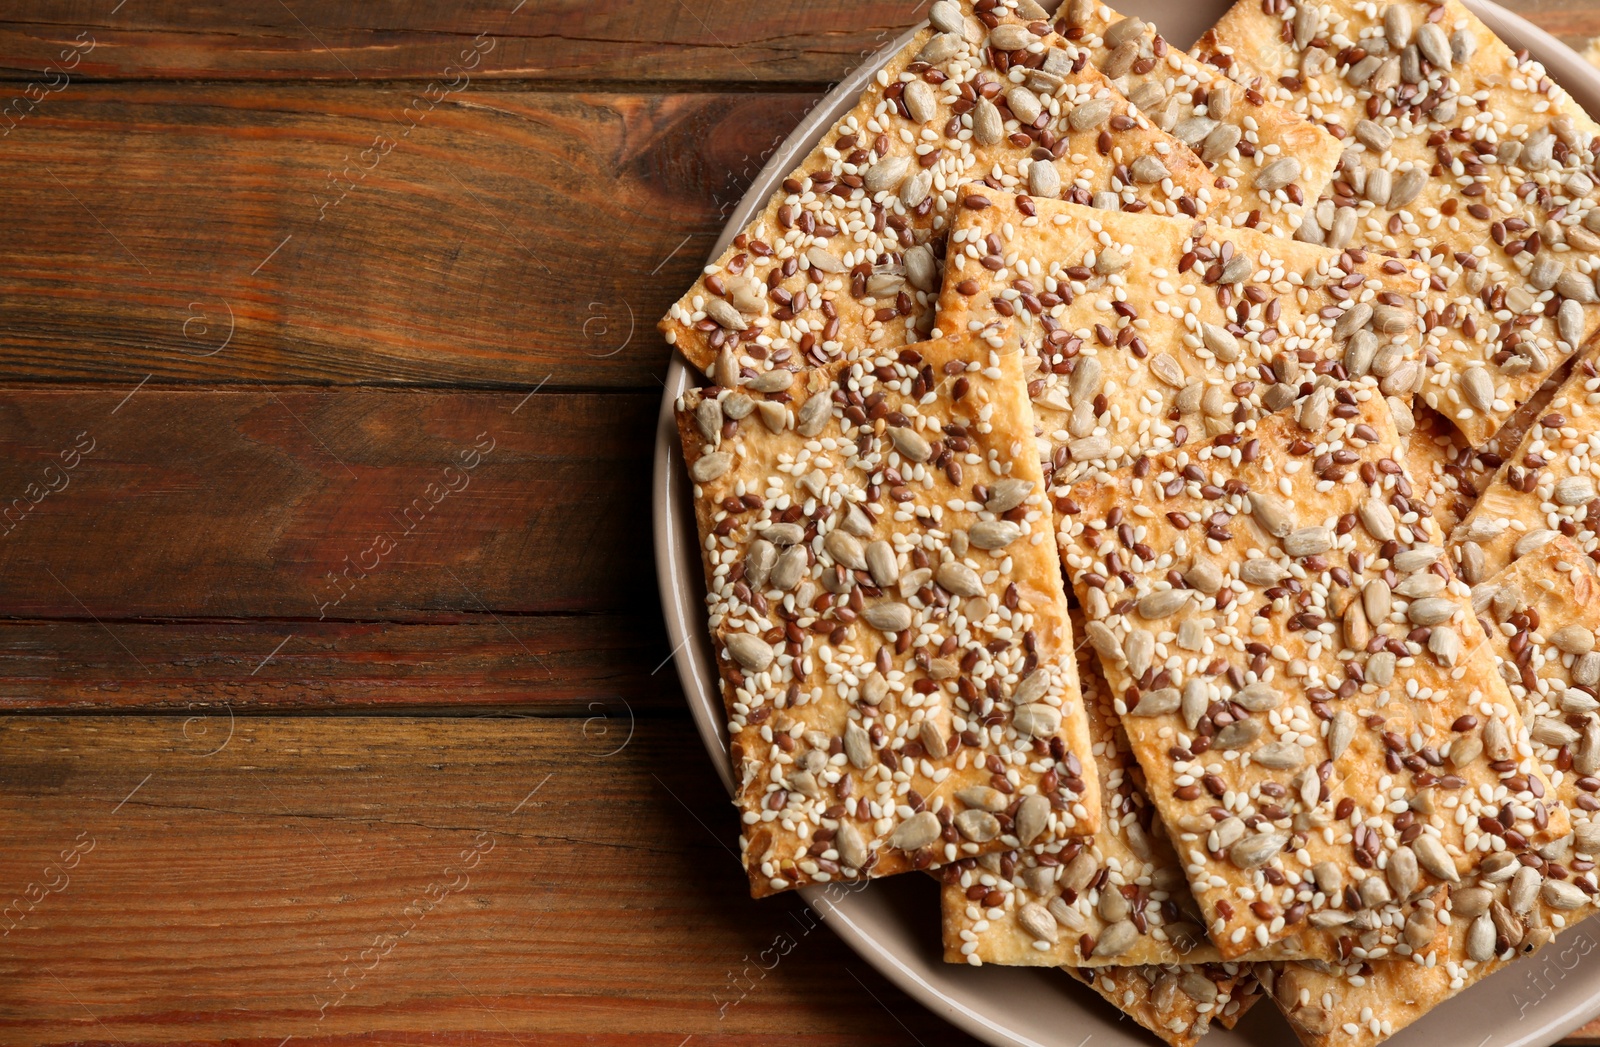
[{"x1": 650, "y1": 6, "x2": 1600, "y2": 1044}]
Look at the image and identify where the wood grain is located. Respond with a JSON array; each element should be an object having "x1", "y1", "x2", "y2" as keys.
[
  {"x1": 0, "y1": 714, "x2": 987, "y2": 1046},
  {"x1": 0, "y1": 86, "x2": 810, "y2": 387},
  {"x1": 0, "y1": 2, "x2": 925, "y2": 85},
  {"x1": 0, "y1": 616, "x2": 676, "y2": 713},
  {"x1": 0, "y1": 389, "x2": 656, "y2": 619}
]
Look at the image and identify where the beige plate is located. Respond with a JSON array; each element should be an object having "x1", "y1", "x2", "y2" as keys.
[{"x1": 653, "y1": 4, "x2": 1600, "y2": 1043}]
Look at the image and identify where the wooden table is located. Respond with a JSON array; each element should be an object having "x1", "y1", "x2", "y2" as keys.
[{"x1": 2, "y1": 2, "x2": 1599, "y2": 1044}]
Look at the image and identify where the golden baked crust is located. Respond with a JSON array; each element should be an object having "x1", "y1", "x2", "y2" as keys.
[
  {"x1": 1053, "y1": 0, "x2": 1342, "y2": 238},
  {"x1": 676, "y1": 332, "x2": 1099, "y2": 896},
  {"x1": 1066, "y1": 962, "x2": 1259, "y2": 1047},
  {"x1": 935, "y1": 188, "x2": 1425, "y2": 490},
  {"x1": 1057, "y1": 393, "x2": 1565, "y2": 960},
  {"x1": 1190, "y1": 0, "x2": 1600, "y2": 445},
  {"x1": 659, "y1": 0, "x2": 1218, "y2": 380}
]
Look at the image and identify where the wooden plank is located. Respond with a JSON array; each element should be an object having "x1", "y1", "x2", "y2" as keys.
[
  {"x1": 0, "y1": 616, "x2": 678, "y2": 713},
  {"x1": 1503, "y1": 0, "x2": 1600, "y2": 53},
  {"x1": 0, "y1": 2, "x2": 924, "y2": 85},
  {"x1": 0, "y1": 714, "x2": 985, "y2": 1046},
  {"x1": 0, "y1": 86, "x2": 810, "y2": 387},
  {"x1": 0, "y1": 389, "x2": 656, "y2": 619}
]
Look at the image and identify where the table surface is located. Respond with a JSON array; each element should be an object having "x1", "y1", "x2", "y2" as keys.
[{"x1": 4, "y1": 1, "x2": 1600, "y2": 1044}]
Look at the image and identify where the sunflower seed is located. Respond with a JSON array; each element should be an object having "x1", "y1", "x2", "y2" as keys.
[
  {"x1": 1175, "y1": 116, "x2": 1218, "y2": 148},
  {"x1": 1328, "y1": 710, "x2": 1356, "y2": 761},
  {"x1": 1395, "y1": 572, "x2": 1445, "y2": 598},
  {"x1": 929, "y1": 0, "x2": 963, "y2": 34},
  {"x1": 791, "y1": 394, "x2": 829, "y2": 440},
  {"x1": 1255, "y1": 157, "x2": 1302, "y2": 192},
  {"x1": 1358, "y1": 874, "x2": 1392, "y2": 909},
  {"x1": 1122, "y1": 686, "x2": 1180, "y2": 719},
  {"x1": 1343, "y1": 601, "x2": 1371, "y2": 649},
  {"x1": 1364, "y1": 166, "x2": 1391, "y2": 207},
  {"x1": 984, "y1": 478, "x2": 1034, "y2": 514},
  {"x1": 969, "y1": 520, "x2": 1021, "y2": 551},
  {"x1": 1027, "y1": 159, "x2": 1060, "y2": 199},
  {"x1": 1333, "y1": 302, "x2": 1372, "y2": 341},
  {"x1": 972, "y1": 98, "x2": 1003, "y2": 145},
  {"x1": 897, "y1": 169, "x2": 934, "y2": 210},
  {"x1": 1068, "y1": 434, "x2": 1110, "y2": 460},
  {"x1": 1388, "y1": 166, "x2": 1427, "y2": 209},
  {"x1": 726, "y1": 633, "x2": 774, "y2": 672},
  {"x1": 1343, "y1": 330, "x2": 1378, "y2": 377},
  {"x1": 1348, "y1": 54, "x2": 1382, "y2": 86},
  {"x1": 1015, "y1": 901, "x2": 1059, "y2": 942},
  {"x1": 1240, "y1": 558, "x2": 1287, "y2": 586},
  {"x1": 1354, "y1": 119, "x2": 1393, "y2": 152},
  {"x1": 1086, "y1": 620, "x2": 1120, "y2": 661},
  {"x1": 989, "y1": 23, "x2": 1031, "y2": 50},
  {"x1": 1101, "y1": 40, "x2": 1138, "y2": 78},
  {"x1": 1007, "y1": 86, "x2": 1043, "y2": 126},
  {"x1": 1407, "y1": 20, "x2": 1450, "y2": 69},
  {"x1": 953, "y1": 808, "x2": 1000, "y2": 843},
  {"x1": 1124, "y1": 628, "x2": 1155, "y2": 678},
  {"x1": 1404, "y1": 597, "x2": 1454, "y2": 627},
  {"x1": 1183, "y1": 559, "x2": 1221, "y2": 595},
  {"x1": 915, "y1": 31, "x2": 962, "y2": 66},
  {"x1": 691, "y1": 452, "x2": 733, "y2": 483},
  {"x1": 1514, "y1": 529, "x2": 1560, "y2": 558},
  {"x1": 1197, "y1": 123, "x2": 1242, "y2": 164},
  {"x1": 1533, "y1": 718, "x2": 1582, "y2": 748},
  {"x1": 1466, "y1": 913, "x2": 1497, "y2": 962},
  {"x1": 1413, "y1": 833, "x2": 1459, "y2": 883},
  {"x1": 1510, "y1": 865, "x2": 1542, "y2": 914},
  {"x1": 898, "y1": 245, "x2": 938, "y2": 295},
  {"x1": 1181, "y1": 679, "x2": 1208, "y2": 731},
  {"x1": 1127, "y1": 80, "x2": 1166, "y2": 112},
  {"x1": 951, "y1": 787, "x2": 1006, "y2": 816},
  {"x1": 1254, "y1": 741, "x2": 1304, "y2": 770},
  {"x1": 1579, "y1": 720, "x2": 1600, "y2": 775},
  {"x1": 1067, "y1": 97, "x2": 1113, "y2": 132},
  {"x1": 1293, "y1": 3, "x2": 1321, "y2": 47},
  {"x1": 744, "y1": 540, "x2": 778, "y2": 590},
  {"x1": 863, "y1": 602, "x2": 912, "y2": 632},
  {"x1": 903, "y1": 79, "x2": 939, "y2": 125},
  {"x1": 1542, "y1": 879, "x2": 1588, "y2": 911},
  {"x1": 888, "y1": 426, "x2": 931, "y2": 462},
  {"x1": 1371, "y1": 55, "x2": 1400, "y2": 93},
  {"x1": 1229, "y1": 831, "x2": 1287, "y2": 869},
  {"x1": 1577, "y1": 820, "x2": 1600, "y2": 854},
  {"x1": 1214, "y1": 720, "x2": 1262, "y2": 751},
  {"x1": 1130, "y1": 156, "x2": 1170, "y2": 184},
  {"x1": 1557, "y1": 268, "x2": 1600, "y2": 304},
  {"x1": 1382, "y1": 4, "x2": 1412, "y2": 47},
  {"x1": 1284, "y1": 526, "x2": 1332, "y2": 557},
  {"x1": 1198, "y1": 322, "x2": 1240, "y2": 362},
  {"x1": 1013, "y1": 793, "x2": 1050, "y2": 845},
  {"x1": 1088, "y1": 920, "x2": 1137, "y2": 958},
  {"x1": 1013, "y1": 703, "x2": 1061, "y2": 737},
  {"x1": 1460, "y1": 367, "x2": 1496, "y2": 413},
  {"x1": 1138, "y1": 589, "x2": 1189, "y2": 619},
  {"x1": 1248, "y1": 492, "x2": 1295, "y2": 538},
  {"x1": 1094, "y1": 248, "x2": 1128, "y2": 276},
  {"x1": 704, "y1": 298, "x2": 748, "y2": 331},
  {"x1": 889, "y1": 810, "x2": 941, "y2": 851},
  {"x1": 1563, "y1": 687, "x2": 1600, "y2": 714},
  {"x1": 1380, "y1": 360, "x2": 1420, "y2": 396},
  {"x1": 1555, "y1": 476, "x2": 1596, "y2": 507},
  {"x1": 1371, "y1": 303, "x2": 1412, "y2": 335},
  {"x1": 1367, "y1": 649, "x2": 1397, "y2": 686},
  {"x1": 769, "y1": 545, "x2": 807, "y2": 591},
  {"x1": 1429, "y1": 626, "x2": 1461, "y2": 666},
  {"x1": 1233, "y1": 683, "x2": 1283, "y2": 712}
]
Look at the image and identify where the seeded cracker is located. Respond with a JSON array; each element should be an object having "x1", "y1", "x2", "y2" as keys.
[
  {"x1": 1190, "y1": 0, "x2": 1600, "y2": 445},
  {"x1": 676, "y1": 332, "x2": 1099, "y2": 896},
  {"x1": 935, "y1": 189, "x2": 1426, "y2": 489},
  {"x1": 940, "y1": 611, "x2": 1336, "y2": 965},
  {"x1": 1057, "y1": 394, "x2": 1565, "y2": 960},
  {"x1": 1258, "y1": 541, "x2": 1600, "y2": 1047},
  {"x1": 1066, "y1": 962, "x2": 1258, "y2": 1047},
  {"x1": 1052, "y1": 0, "x2": 1342, "y2": 238},
  {"x1": 1449, "y1": 354, "x2": 1600, "y2": 583},
  {"x1": 659, "y1": 0, "x2": 1217, "y2": 380}
]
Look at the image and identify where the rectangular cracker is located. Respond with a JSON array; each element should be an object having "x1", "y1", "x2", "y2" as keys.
[
  {"x1": 674, "y1": 331, "x2": 1100, "y2": 896},
  {"x1": 935, "y1": 188, "x2": 1426, "y2": 489},
  {"x1": 659, "y1": 0, "x2": 1221, "y2": 381},
  {"x1": 1066, "y1": 962, "x2": 1259, "y2": 1047},
  {"x1": 1054, "y1": 0, "x2": 1343, "y2": 238},
  {"x1": 1263, "y1": 540, "x2": 1600, "y2": 1047},
  {"x1": 1448, "y1": 354, "x2": 1600, "y2": 583},
  {"x1": 1056, "y1": 393, "x2": 1565, "y2": 960},
  {"x1": 1189, "y1": 0, "x2": 1600, "y2": 445},
  {"x1": 941, "y1": 610, "x2": 1335, "y2": 966}
]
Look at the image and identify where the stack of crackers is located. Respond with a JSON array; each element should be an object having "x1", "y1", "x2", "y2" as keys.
[{"x1": 662, "y1": 1, "x2": 1600, "y2": 1043}]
